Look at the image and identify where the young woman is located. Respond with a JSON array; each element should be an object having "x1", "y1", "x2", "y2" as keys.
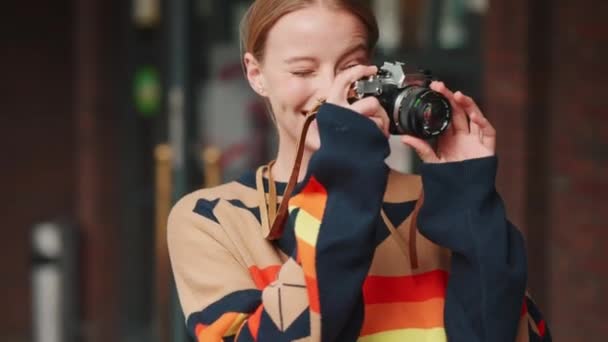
[{"x1": 168, "y1": 1, "x2": 551, "y2": 341}]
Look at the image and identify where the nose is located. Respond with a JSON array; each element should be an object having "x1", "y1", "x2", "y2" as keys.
[{"x1": 314, "y1": 68, "x2": 336, "y2": 101}]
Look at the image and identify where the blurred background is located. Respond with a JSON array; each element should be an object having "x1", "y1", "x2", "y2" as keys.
[{"x1": 1, "y1": 0, "x2": 606, "y2": 341}]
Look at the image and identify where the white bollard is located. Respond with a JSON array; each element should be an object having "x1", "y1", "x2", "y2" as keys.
[
  {"x1": 32, "y1": 223, "x2": 63, "y2": 342},
  {"x1": 31, "y1": 222, "x2": 78, "y2": 342}
]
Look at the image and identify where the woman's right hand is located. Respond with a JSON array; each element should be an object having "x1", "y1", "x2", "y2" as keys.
[{"x1": 325, "y1": 65, "x2": 390, "y2": 137}]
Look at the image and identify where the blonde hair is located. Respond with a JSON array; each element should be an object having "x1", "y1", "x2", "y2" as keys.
[{"x1": 240, "y1": 0, "x2": 379, "y2": 62}]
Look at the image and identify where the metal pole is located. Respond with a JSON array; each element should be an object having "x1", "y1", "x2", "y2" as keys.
[
  {"x1": 167, "y1": 0, "x2": 190, "y2": 340},
  {"x1": 155, "y1": 144, "x2": 173, "y2": 342}
]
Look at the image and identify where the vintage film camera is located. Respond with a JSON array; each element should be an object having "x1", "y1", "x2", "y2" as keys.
[{"x1": 350, "y1": 61, "x2": 452, "y2": 138}]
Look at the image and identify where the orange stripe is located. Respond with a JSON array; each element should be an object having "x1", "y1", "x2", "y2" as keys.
[
  {"x1": 196, "y1": 312, "x2": 240, "y2": 341},
  {"x1": 246, "y1": 306, "x2": 264, "y2": 340},
  {"x1": 289, "y1": 177, "x2": 327, "y2": 220},
  {"x1": 297, "y1": 237, "x2": 320, "y2": 313},
  {"x1": 248, "y1": 265, "x2": 281, "y2": 289},
  {"x1": 305, "y1": 275, "x2": 321, "y2": 313},
  {"x1": 296, "y1": 238, "x2": 316, "y2": 278},
  {"x1": 363, "y1": 270, "x2": 447, "y2": 304},
  {"x1": 360, "y1": 298, "x2": 445, "y2": 336}
]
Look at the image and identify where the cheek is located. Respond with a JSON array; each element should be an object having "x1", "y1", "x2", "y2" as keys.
[
  {"x1": 270, "y1": 77, "x2": 314, "y2": 111},
  {"x1": 264, "y1": 74, "x2": 320, "y2": 146}
]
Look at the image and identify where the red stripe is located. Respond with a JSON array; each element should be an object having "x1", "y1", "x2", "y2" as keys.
[
  {"x1": 248, "y1": 265, "x2": 281, "y2": 290},
  {"x1": 538, "y1": 320, "x2": 546, "y2": 337},
  {"x1": 521, "y1": 298, "x2": 528, "y2": 317},
  {"x1": 300, "y1": 176, "x2": 326, "y2": 195},
  {"x1": 195, "y1": 323, "x2": 205, "y2": 337},
  {"x1": 305, "y1": 275, "x2": 320, "y2": 313},
  {"x1": 363, "y1": 270, "x2": 447, "y2": 304}
]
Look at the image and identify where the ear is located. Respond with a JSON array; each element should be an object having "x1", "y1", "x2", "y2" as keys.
[{"x1": 244, "y1": 52, "x2": 267, "y2": 97}]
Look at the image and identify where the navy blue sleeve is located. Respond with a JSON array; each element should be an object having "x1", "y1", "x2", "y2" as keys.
[
  {"x1": 417, "y1": 156, "x2": 528, "y2": 342},
  {"x1": 305, "y1": 103, "x2": 390, "y2": 342}
]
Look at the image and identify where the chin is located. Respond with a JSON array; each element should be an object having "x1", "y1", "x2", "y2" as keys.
[
  {"x1": 304, "y1": 121, "x2": 321, "y2": 152},
  {"x1": 305, "y1": 139, "x2": 321, "y2": 152}
]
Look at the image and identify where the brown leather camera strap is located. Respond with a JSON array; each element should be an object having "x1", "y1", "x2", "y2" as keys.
[
  {"x1": 256, "y1": 101, "x2": 421, "y2": 269},
  {"x1": 268, "y1": 115, "x2": 316, "y2": 240},
  {"x1": 409, "y1": 191, "x2": 424, "y2": 269},
  {"x1": 257, "y1": 109, "x2": 318, "y2": 240},
  {"x1": 255, "y1": 161, "x2": 277, "y2": 236}
]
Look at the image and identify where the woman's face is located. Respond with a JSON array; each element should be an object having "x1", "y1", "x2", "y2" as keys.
[{"x1": 245, "y1": 5, "x2": 370, "y2": 152}]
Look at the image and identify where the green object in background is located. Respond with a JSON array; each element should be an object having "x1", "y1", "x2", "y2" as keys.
[{"x1": 134, "y1": 66, "x2": 161, "y2": 117}]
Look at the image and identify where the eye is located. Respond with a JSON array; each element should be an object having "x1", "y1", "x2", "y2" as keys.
[
  {"x1": 291, "y1": 70, "x2": 315, "y2": 77},
  {"x1": 340, "y1": 62, "x2": 361, "y2": 72}
]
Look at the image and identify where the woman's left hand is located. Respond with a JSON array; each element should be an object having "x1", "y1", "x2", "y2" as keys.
[{"x1": 400, "y1": 81, "x2": 496, "y2": 163}]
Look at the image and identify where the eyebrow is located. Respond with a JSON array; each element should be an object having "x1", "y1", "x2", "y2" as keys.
[
  {"x1": 283, "y1": 42, "x2": 368, "y2": 65},
  {"x1": 338, "y1": 42, "x2": 368, "y2": 62},
  {"x1": 284, "y1": 56, "x2": 318, "y2": 64}
]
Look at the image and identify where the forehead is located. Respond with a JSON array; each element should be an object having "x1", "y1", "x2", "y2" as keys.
[{"x1": 264, "y1": 6, "x2": 369, "y2": 62}]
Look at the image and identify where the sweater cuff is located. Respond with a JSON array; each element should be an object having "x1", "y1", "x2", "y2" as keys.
[
  {"x1": 419, "y1": 156, "x2": 498, "y2": 206},
  {"x1": 306, "y1": 103, "x2": 390, "y2": 193},
  {"x1": 315, "y1": 103, "x2": 390, "y2": 159}
]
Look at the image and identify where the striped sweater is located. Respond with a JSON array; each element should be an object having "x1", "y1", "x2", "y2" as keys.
[{"x1": 168, "y1": 103, "x2": 551, "y2": 341}]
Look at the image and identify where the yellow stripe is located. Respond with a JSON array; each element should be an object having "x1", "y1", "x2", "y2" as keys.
[
  {"x1": 293, "y1": 208, "x2": 321, "y2": 246},
  {"x1": 225, "y1": 313, "x2": 249, "y2": 336},
  {"x1": 357, "y1": 327, "x2": 447, "y2": 342}
]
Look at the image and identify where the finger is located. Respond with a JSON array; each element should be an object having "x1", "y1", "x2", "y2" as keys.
[
  {"x1": 453, "y1": 91, "x2": 480, "y2": 136},
  {"x1": 367, "y1": 116, "x2": 389, "y2": 137},
  {"x1": 351, "y1": 97, "x2": 389, "y2": 136},
  {"x1": 350, "y1": 96, "x2": 382, "y2": 116},
  {"x1": 470, "y1": 111, "x2": 496, "y2": 151},
  {"x1": 454, "y1": 91, "x2": 496, "y2": 138},
  {"x1": 401, "y1": 135, "x2": 439, "y2": 163},
  {"x1": 430, "y1": 81, "x2": 468, "y2": 134},
  {"x1": 327, "y1": 65, "x2": 378, "y2": 105}
]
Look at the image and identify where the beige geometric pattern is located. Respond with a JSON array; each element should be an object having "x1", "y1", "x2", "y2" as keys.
[{"x1": 261, "y1": 258, "x2": 308, "y2": 332}]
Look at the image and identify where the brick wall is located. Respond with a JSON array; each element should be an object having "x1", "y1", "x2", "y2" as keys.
[
  {"x1": 0, "y1": 1, "x2": 75, "y2": 340},
  {"x1": 485, "y1": 0, "x2": 608, "y2": 340},
  {"x1": 0, "y1": 0, "x2": 124, "y2": 340},
  {"x1": 547, "y1": 1, "x2": 608, "y2": 339},
  {"x1": 73, "y1": 0, "x2": 123, "y2": 340}
]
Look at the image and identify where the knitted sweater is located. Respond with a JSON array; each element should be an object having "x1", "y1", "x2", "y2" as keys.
[{"x1": 168, "y1": 103, "x2": 551, "y2": 341}]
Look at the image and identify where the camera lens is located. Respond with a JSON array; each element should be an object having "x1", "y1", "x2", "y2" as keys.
[{"x1": 393, "y1": 87, "x2": 451, "y2": 138}]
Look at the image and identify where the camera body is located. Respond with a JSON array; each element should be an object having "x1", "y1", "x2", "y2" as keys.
[{"x1": 350, "y1": 61, "x2": 452, "y2": 138}]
